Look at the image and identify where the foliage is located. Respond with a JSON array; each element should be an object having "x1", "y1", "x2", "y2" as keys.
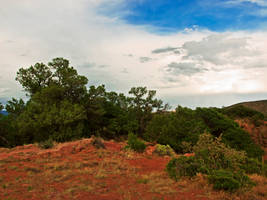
[
  {"x1": 153, "y1": 144, "x2": 175, "y2": 156},
  {"x1": 5, "y1": 98, "x2": 25, "y2": 118},
  {"x1": 193, "y1": 133, "x2": 247, "y2": 171},
  {"x1": 0, "y1": 103, "x2": 3, "y2": 111},
  {"x1": 16, "y1": 57, "x2": 88, "y2": 103},
  {"x1": 196, "y1": 107, "x2": 264, "y2": 159},
  {"x1": 145, "y1": 106, "x2": 206, "y2": 153},
  {"x1": 166, "y1": 156, "x2": 202, "y2": 181},
  {"x1": 166, "y1": 133, "x2": 256, "y2": 192},
  {"x1": 128, "y1": 87, "x2": 169, "y2": 136},
  {"x1": 208, "y1": 170, "x2": 255, "y2": 192},
  {"x1": 126, "y1": 133, "x2": 146, "y2": 153},
  {"x1": 0, "y1": 114, "x2": 19, "y2": 147},
  {"x1": 17, "y1": 88, "x2": 86, "y2": 143},
  {"x1": 38, "y1": 138, "x2": 54, "y2": 149},
  {"x1": 222, "y1": 105, "x2": 264, "y2": 121},
  {"x1": 241, "y1": 158, "x2": 267, "y2": 176},
  {"x1": 91, "y1": 136, "x2": 106, "y2": 149}
]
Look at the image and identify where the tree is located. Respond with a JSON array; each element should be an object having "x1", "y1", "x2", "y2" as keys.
[
  {"x1": 16, "y1": 63, "x2": 53, "y2": 96},
  {"x1": 5, "y1": 98, "x2": 25, "y2": 118},
  {"x1": 0, "y1": 102, "x2": 3, "y2": 111},
  {"x1": 14, "y1": 58, "x2": 88, "y2": 143},
  {"x1": 128, "y1": 86, "x2": 169, "y2": 135},
  {"x1": 17, "y1": 87, "x2": 86, "y2": 143},
  {"x1": 16, "y1": 58, "x2": 88, "y2": 103}
]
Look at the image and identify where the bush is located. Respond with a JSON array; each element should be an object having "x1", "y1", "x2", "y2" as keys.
[
  {"x1": 145, "y1": 106, "x2": 206, "y2": 153},
  {"x1": 196, "y1": 107, "x2": 264, "y2": 159},
  {"x1": 153, "y1": 144, "x2": 175, "y2": 156},
  {"x1": 193, "y1": 133, "x2": 247, "y2": 171},
  {"x1": 166, "y1": 156, "x2": 202, "y2": 181},
  {"x1": 126, "y1": 133, "x2": 146, "y2": 153},
  {"x1": 91, "y1": 136, "x2": 106, "y2": 149},
  {"x1": 241, "y1": 158, "x2": 267, "y2": 176},
  {"x1": 38, "y1": 138, "x2": 54, "y2": 149},
  {"x1": 166, "y1": 132, "x2": 258, "y2": 192},
  {"x1": 208, "y1": 169, "x2": 255, "y2": 192},
  {"x1": 222, "y1": 105, "x2": 264, "y2": 123}
]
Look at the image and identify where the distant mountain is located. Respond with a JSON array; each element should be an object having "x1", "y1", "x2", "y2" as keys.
[
  {"x1": 0, "y1": 110, "x2": 8, "y2": 116},
  {"x1": 230, "y1": 100, "x2": 267, "y2": 117}
]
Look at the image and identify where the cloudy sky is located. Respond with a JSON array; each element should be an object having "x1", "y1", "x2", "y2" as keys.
[{"x1": 1, "y1": 0, "x2": 267, "y2": 108}]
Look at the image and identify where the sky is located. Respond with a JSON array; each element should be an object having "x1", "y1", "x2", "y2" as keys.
[{"x1": 0, "y1": 0, "x2": 267, "y2": 108}]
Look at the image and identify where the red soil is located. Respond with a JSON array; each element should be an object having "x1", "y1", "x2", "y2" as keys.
[{"x1": 0, "y1": 139, "x2": 266, "y2": 200}]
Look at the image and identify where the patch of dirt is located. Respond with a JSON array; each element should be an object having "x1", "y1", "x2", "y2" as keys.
[{"x1": 0, "y1": 138, "x2": 266, "y2": 200}]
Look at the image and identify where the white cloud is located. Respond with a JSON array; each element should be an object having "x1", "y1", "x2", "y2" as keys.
[
  {"x1": 0, "y1": 0, "x2": 267, "y2": 107},
  {"x1": 228, "y1": 0, "x2": 267, "y2": 6}
]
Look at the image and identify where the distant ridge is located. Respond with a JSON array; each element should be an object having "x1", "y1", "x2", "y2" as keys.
[
  {"x1": 230, "y1": 100, "x2": 267, "y2": 117},
  {"x1": 0, "y1": 110, "x2": 8, "y2": 116}
]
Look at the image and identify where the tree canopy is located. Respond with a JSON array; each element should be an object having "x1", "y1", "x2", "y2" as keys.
[{"x1": 0, "y1": 57, "x2": 264, "y2": 159}]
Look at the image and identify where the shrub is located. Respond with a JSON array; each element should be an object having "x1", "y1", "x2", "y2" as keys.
[
  {"x1": 196, "y1": 107, "x2": 264, "y2": 159},
  {"x1": 208, "y1": 169, "x2": 255, "y2": 192},
  {"x1": 38, "y1": 138, "x2": 54, "y2": 149},
  {"x1": 153, "y1": 144, "x2": 175, "y2": 156},
  {"x1": 126, "y1": 133, "x2": 146, "y2": 153},
  {"x1": 222, "y1": 105, "x2": 264, "y2": 123},
  {"x1": 166, "y1": 156, "x2": 202, "y2": 181},
  {"x1": 241, "y1": 158, "x2": 267, "y2": 176},
  {"x1": 91, "y1": 136, "x2": 106, "y2": 149},
  {"x1": 145, "y1": 106, "x2": 206, "y2": 153},
  {"x1": 193, "y1": 133, "x2": 247, "y2": 171}
]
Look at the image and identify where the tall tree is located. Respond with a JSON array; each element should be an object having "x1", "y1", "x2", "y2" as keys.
[
  {"x1": 16, "y1": 58, "x2": 88, "y2": 103},
  {"x1": 5, "y1": 98, "x2": 25, "y2": 118},
  {"x1": 128, "y1": 86, "x2": 169, "y2": 135}
]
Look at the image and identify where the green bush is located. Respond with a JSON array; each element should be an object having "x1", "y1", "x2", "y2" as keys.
[
  {"x1": 166, "y1": 156, "x2": 201, "y2": 181},
  {"x1": 208, "y1": 169, "x2": 255, "y2": 192},
  {"x1": 241, "y1": 158, "x2": 267, "y2": 176},
  {"x1": 193, "y1": 133, "x2": 247, "y2": 171},
  {"x1": 153, "y1": 144, "x2": 175, "y2": 156},
  {"x1": 126, "y1": 133, "x2": 146, "y2": 153},
  {"x1": 145, "y1": 106, "x2": 206, "y2": 153},
  {"x1": 38, "y1": 138, "x2": 54, "y2": 149},
  {"x1": 166, "y1": 133, "x2": 257, "y2": 192},
  {"x1": 222, "y1": 105, "x2": 264, "y2": 123},
  {"x1": 196, "y1": 107, "x2": 264, "y2": 159}
]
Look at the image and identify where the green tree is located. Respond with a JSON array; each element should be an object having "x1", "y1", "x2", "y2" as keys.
[
  {"x1": 128, "y1": 86, "x2": 168, "y2": 135},
  {"x1": 0, "y1": 102, "x2": 3, "y2": 111},
  {"x1": 16, "y1": 58, "x2": 88, "y2": 103},
  {"x1": 17, "y1": 86, "x2": 86, "y2": 143},
  {"x1": 5, "y1": 98, "x2": 25, "y2": 118},
  {"x1": 16, "y1": 63, "x2": 53, "y2": 96}
]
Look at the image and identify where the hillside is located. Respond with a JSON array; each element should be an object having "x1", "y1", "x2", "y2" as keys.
[
  {"x1": 231, "y1": 100, "x2": 267, "y2": 117},
  {"x1": 1, "y1": 138, "x2": 267, "y2": 200}
]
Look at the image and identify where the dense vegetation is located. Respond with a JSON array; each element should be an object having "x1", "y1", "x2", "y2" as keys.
[
  {"x1": 166, "y1": 133, "x2": 265, "y2": 191},
  {"x1": 221, "y1": 105, "x2": 265, "y2": 126},
  {"x1": 0, "y1": 58, "x2": 264, "y2": 160},
  {"x1": 1, "y1": 58, "x2": 266, "y2": 193}
]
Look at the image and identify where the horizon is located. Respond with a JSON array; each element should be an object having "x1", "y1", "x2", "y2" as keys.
[{"x1": 1, "y1": 0, "x2": 267, "y2": 108}]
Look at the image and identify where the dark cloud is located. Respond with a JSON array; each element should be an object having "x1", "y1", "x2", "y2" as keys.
[
  {"x1": 139, "y1": 57, "x2": 152, "y2": 63},
  {"x1": 165, "y1": 62, "x2": 207, "y2": 76},
  {"x1": 151, "y1": 47, "x2": 178, "y2": 54}
]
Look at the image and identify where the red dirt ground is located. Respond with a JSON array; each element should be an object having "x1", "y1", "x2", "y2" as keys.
[{"x1": 0, "y1": 139, "x2": 266, "y2": 200}]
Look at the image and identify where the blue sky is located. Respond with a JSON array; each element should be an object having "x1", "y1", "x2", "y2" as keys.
[
  {"x1": 0, "y1": 0, "x2": 267, "y2": 108},
  {"x1": 106, "y1": 0, "x2": 267, "y2": 32}
]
